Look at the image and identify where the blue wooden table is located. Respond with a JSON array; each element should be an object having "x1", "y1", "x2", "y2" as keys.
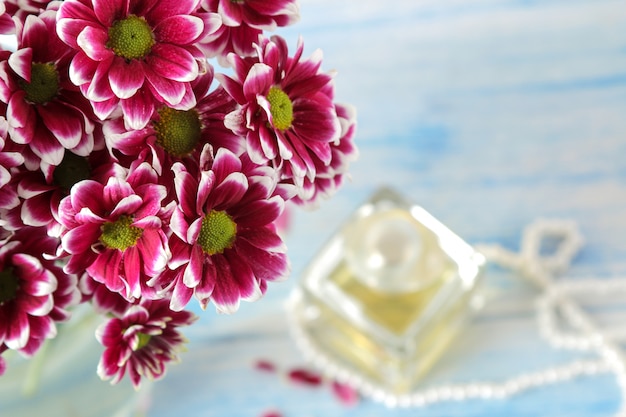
[{"x1": 145, "y1": 1, "x2": 626, "y2": 416}]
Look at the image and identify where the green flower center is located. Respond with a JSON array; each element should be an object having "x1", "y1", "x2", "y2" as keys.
[
  {"x1": 100, "y1": 215, "x2": 143, "y2": 251},
  {"x1": 134, "y1": 332, "x2": 151, "y2": 351},
  {"x1": 0, "y1": 267, "x2": 19, "y2": 304},
  {"x1": 107, "y1": 15, "x2": 154, "y2": 60},
  {"x1": 53, "y1": 152, "x2": 91, "y2": 192},
  {"x1": 198, "y1": 210, "x2": 237, "y2": 255},
  {"x1": 20, "y1": 63, "x2": 59, "y2": 104},
  {"x1": 266, "y1": 86, "x2": 294, "y2": 130},
  {"x1": 153, "y1": 107, "x2": 202, "y2": 157}
]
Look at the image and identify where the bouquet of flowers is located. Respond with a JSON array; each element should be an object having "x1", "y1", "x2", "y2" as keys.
[{"x1": 0, "y1": 0, "x2": 357, "y2": 389}]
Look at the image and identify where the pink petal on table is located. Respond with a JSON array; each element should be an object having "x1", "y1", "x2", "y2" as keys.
[
  {"x1": 259, "y1": 411, "x2": 283, "y2": 417},
  {"x1": 254, "y1": 359, "x2": 276, "y2": 373},
  {"x1": 287, "y1": 368, "x2": 323, "y2": 387},
  {"x1": 331, "y1": 380, "x2": 360, "y2": 406}
]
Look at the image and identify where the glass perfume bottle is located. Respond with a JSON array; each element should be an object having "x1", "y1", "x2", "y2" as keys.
[{"x1": 287, "y1": 187, "x2": 486, "y2": 402}]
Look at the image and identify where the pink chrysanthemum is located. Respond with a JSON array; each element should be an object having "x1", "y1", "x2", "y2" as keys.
[
  {"x1": 292, "y1": 103, "x2": 358, "y2": 206},
  {"x1": 154, "y1": 145, "x2": 289, "y2": 313},
  {"x1": 218, "y1": 35, "x2": 341, "y2": 194},
  {"x1": 102, "y1": 67, "x2": 242, "y2": 179},
  {"x1": 96, "y1": 298, "x2": 196, "y2": 389},
  {"x1": 56, "y1": 0, "x2": 219, "y2": 130},
  {"x1": 16, "y1": 148, "x2": 113, "y2": 235},
  {"x1": 58, "y1": 162, "x2": 170, "y2": 300},
  {"x1": 0, "y1": 11, "x2": 97, "y2": 167},
  {"x1": 199, "y1": 0, "x2": 299, "y2": 63},
  {"x1": 0, "y1": 226, "x2": 80, "y2": 358}
]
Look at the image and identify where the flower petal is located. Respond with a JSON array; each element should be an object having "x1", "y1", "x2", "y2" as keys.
[
  {"x1": 69, "y1": 51, "x2": 100, "y2": 86},
  {"x1": 77, "y1": 26, "x2": 113, "y2": 61},
  {"x1": 62, "y1": 222, "x2": 102, "y2": 254},
  {"x1": 93, "y1": 0, "x2": 126, "y2": 26},
  {"x1": 153, "y1": 15, "x2": 204, "y2": 44},
  {"x1": 86, "y1": 58, "x2": 115, "y2": 102},
  {"x1": 210, "y1": 255, "x2": 240, "y2": 314},
  {"x1": 235, "y1": 196, "x2": 283, "y2": 228},
  {"x1": 110, "y1": 194, "x2": 143, "y2": 217},
  {"x1": 70, "y1": 180, "x2": 105, "y2": 215},
  {"x1": 37, "y1": 101, "x2": 83, "y2": 149},
  {"x1": 109, "y1": 58, "x2": 145, "y2": 99},
  {"x1": 8, "y1": 48, "x2": 33, "y2": 82},
  {"x1": 210, "y1": 172, "x2": 247, "y2": 209},
  {"x1": 235, "y1": 238, "x2": 289, "y2": 282},
  {"x1": 183, "y1": 244, "x2": 203, "y2": 288},
  {"x1": 120, "y1": 89, "x2": 155, "y2": 130},
  {"x1": 138, "y1": 230, "x2": 169, "y2": 275},
  {"x1": 243, "y1": 63, "x2": 273, "y2": 100},
  {"x1": 144, "y1": 65, "x2": 185, "y2": 106},
  {"x1": 5, "y1": 312, "x2": 30, "y2": 349},
  {"x1": 146, "y1": 43, "x2": 198, "y2": 83},
  {"x1": 170, "y1": 276, "x2": 193, "y2": 311}
]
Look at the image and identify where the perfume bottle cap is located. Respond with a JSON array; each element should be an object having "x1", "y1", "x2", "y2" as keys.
[{"x1": 344, "y1": 207, "x2": 447, "y2": 293}]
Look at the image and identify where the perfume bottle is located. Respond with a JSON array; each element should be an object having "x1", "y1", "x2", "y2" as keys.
[{"x1": 287, "y1": 187, "x2": 486, "y2": 402}]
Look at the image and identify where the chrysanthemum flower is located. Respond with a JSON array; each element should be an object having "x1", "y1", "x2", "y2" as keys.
[
  {"x1": 218, "y1": 35, "x2": 341, "y2": 192},
  {"x1": 58, "y1": 162, "x2": 170, "y2": 300},
  {"x1": 0, "y1": 226, "x2": 81, "y2": 358},
  {"x1": 102, "y1": 67, "x2": 242, "y2": 180},
  {"x1": 56, "y1": 0, "x2": 219, "y2": 129},
  {"x1": 154, "y1": 145, "x2": 289, "y2": 313},
  {"x1": 96, "y1": 298, "x2": 196, "y2": 389},
  {"x1": 16, "y1": 149, "x2": 114, "y2": 236},
  {"x1": 199, "y1": 0, "x2": 299, "y2": 63},
  {"x1": 0, "y1": 10, "x2": 97, "y2": 167},
  {"x1": 292, "y1": 103, "x2": 358, "y2": 206}
]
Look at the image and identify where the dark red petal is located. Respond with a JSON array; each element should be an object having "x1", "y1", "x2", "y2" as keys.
[{"x1": 287, "y1": 368, "x2": 323, "y2": 387}]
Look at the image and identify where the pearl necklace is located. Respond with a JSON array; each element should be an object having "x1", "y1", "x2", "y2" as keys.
[{"x1": 287, "y1": 219, "x2": 626, "y2": 412}]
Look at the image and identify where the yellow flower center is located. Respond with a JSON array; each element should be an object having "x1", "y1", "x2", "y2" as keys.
[
  {"x1": 266, "y1": 86, "x2": 294, "y2": 130},
  {"x1": 20, "y1": 62, "x2": 60, "y2": 104},
  {"x1": 134, "y1": 332, "x2": 151, "y2": 351},
  {"x1": 0, "y1": 267, "x2": 19, "y2": 304},
  {"x1": 53, "y1": 152, "x2": 91, "y2": 192},
  {"x1": 107, "y1": 15, "x2": 154, "y2": 60},
  {"x1": 197, "y1": 210, "x2": 237, "y2": 255},
  {"x1": 153, "y1": 107, "x2": 202, "y2": 157},
  {"x1": 100, "y1": 215, "x2": 143, "y2": 251}
]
